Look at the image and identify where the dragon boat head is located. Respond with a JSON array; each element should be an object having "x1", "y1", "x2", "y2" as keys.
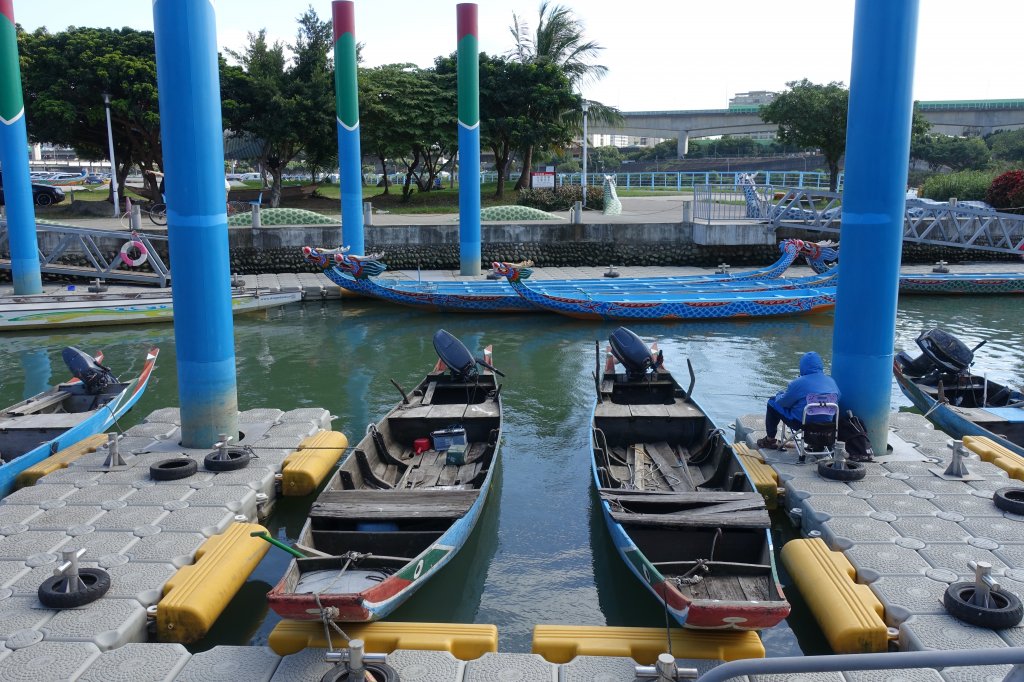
[
  {"x1": 800, "y1": 240, "x2": 839, "y2": 272},
  {"x1": 332, "y1": 251, "x2": 388, "y2": 279},
  {"x1": 491, "y1": 260, "x2": 534, "y2": 282},
  {"x1": 302, "y1": 245, "x2": 350, "y2": 269}
]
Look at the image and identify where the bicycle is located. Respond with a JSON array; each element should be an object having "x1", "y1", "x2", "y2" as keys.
[{"x1": 119, "y1": 198, "x2": 167, "y2": 228}]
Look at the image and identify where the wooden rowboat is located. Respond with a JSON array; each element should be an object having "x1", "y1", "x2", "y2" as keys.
[
  {"x1": 591, "y1": 328, "x2": 789, "y2": 630},
  {"x1": 0, "y1": 346, "x2": 159, "y2": 498},
  {"x1": 267, "y1": 330, "x2": 502, "y2": 622}
]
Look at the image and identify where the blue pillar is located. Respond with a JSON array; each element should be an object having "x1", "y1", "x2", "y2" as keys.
[
  {"x1": 456, "y1": 3, "x2": 481, "y2": 276},
  {"x1": 153, "y1": 0, "x2": 238, "y2": 447},
  {"x1": 332, "y1": 1, "x2": 364, "y2": 256},
  {"x1": 0, "y1": 0, "x2": 42, "y2": 294},
  {"x1": 832, "y1": 0, "x2": 919, "y2": 453}
]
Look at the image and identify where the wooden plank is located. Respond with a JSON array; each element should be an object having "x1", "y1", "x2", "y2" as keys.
[
  {"x1": 464, "y1": 402, "x2": 499, "y2": 419},
  {"x1": 599, "y1": 490, "x2": 763, "y2": 504},
  {"x1": 393, "y1": 404, "x2": 432, "y2": 419},
  {"x1": 594, "y1": 403, "x2": 632, "y2": 418},
  {"x1": 425, "y1": 404, "x2": 466, "y2": 420},
  {"x1": 610, "y1": 509, "x2": 770, "y2": 529},
  {"x1": 421, "y1": 382, "x2": 438, "y2": 405},
  {"x1": 629, "y1": 404, "x2": 670, "y2": 418},
  {"x1": 665, "y1": 402, "x2": 706, "y2": 418},
  {"x1": 311, "y1": 504, "x2": 472, "y2": 520},
  {"x1": 317, "y1": 488, "x2": 480, "y2": 506}
]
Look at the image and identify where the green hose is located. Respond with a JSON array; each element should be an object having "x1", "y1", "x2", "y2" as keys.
[{"x1": 250, "y1": 531, "x2": 307, "y2": 558}]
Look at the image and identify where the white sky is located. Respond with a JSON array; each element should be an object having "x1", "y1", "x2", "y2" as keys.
[{"x1": 14, "y1": 1, "x2": 1021, "y2": 112}]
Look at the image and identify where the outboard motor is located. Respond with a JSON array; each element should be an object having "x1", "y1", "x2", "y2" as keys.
[
  {"x1": 608, "y1": 327, "x2": 661, "y2": 381},
  {"x1": 433, "y1": 330, "x2": 478, "y2": 381},
  {"x1": 62, "y1": 347, "x2": 117, "y2": 394},
  {"x1": 894, "y1": 328, "x2": 979, "y2": 378}
]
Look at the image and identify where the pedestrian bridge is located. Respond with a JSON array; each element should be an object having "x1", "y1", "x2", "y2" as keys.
[{"x1": 591, "y1": 99, "x2": 1024, "y2": 158}]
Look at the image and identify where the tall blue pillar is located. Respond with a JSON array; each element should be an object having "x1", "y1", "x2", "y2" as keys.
[
  {"x1": 832, "y1": 0, "x2": 919, "y2": 453},
  {"x1": 152, "y1": 0, "x2": 238, "y2": 447},
  {"x1": 456, "y1": 3, "x2": 481, "y2": 276},
  {"x1": 0, "y1": 0, "x2": 42, "y2": 294},
  {"x1": 332, "y1": 1, "x2": 364, "y2": 255}
]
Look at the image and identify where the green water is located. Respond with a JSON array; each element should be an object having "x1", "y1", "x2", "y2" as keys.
[{"x1": 1, "y1": 295, "x2": 1022, "y2": 654}]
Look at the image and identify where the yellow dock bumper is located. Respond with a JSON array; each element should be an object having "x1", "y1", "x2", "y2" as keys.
[
  {"x1": 268, "y1": 620, "x2": 498, "y2": 660},
  {"x1": 734, "y1": 442, "x2": 780, "y2": 509},
  {"x1": 16, "y1": 433, "x2": 109, "y2": 488},
  {"x1": 781, "y1": 538, "x2": 887, "y2": 653},
  {"x1": 531, "y1": 625, "x2": 764, "y2": 664},
  {"x1": 157, "y1": 522, "x2": 270, "y2": 643},
  {"x1": 280, "y1": 430, "x2": 348, "y2": 496},
  {"x1": 964, "y1": 436, "x2": 1024, "y2": 480}
]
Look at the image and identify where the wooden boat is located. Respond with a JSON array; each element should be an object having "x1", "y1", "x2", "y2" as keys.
[
  {"x1": 0, "y1": 346, "x2": 159, "y2": 497},
  {"x1": 895, "y1": 328, "x2": 1024, "y2": 457},
  {"x1": 493, "y1": 261, "x2": 836, "y2": 322},
  {"x1": 0, "y1": 289, "x2": 302, "y2": 331},
  {"x1": 267, "y1": 330, "x2": 502, "y2": 622},
  {"x1": 591, "y1": 328, "x2": 789, "y2": 630}
]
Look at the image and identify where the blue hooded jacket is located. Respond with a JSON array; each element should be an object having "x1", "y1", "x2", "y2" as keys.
[{"x1": 768, "y1": 351, "x2": 840, "y2": 423}]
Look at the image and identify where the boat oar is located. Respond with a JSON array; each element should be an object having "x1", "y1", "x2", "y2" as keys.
[{"x1": 250, "y1": 531, "x2": 307, "y2": 559}]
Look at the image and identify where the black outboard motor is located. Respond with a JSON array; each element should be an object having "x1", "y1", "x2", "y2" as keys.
[
  {"x1": 433, "y1": 330, "x2": 478, "y2": 381},
  {"x1": 894, "y1": 328, "x2": 979, "y2": 378},
  {"x1": 608, "y1": 327, "x2": 660, "y2": 381},
  {"x1": 62, "y1": 347, "x2": 117, "y2": 394}
]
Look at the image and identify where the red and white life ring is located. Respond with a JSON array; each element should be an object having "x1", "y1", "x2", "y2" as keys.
[{"x1": 119, "y1": 240, "x2": 149, "y2": 267}]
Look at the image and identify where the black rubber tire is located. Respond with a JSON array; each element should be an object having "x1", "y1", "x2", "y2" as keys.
[
  {"x1": 994, "y1": 487, "x2": 1024, "y2": 516},
  {"x1": 817, "y1": 458, "x2": 867, "y2": 481},
  {"x1": 38, "y1": 567, "x2": 111, "y2": 608},
  {"x1": 204, "y1": 448, "x2": 251, "y2": 472},
  {"x1": 150, "y1": 457, "x2": 198, "y2": 481},
  {"x1": 944, "y1": 581, "x2": 1024, "y2": 629},
  {"x1": 149, "y1": 204, "x2": 167, "y2": 226},
  {"x1": 36, "y1": 192, "x2": 54, "y2": 206},
  {"x1": 320, "y1": 662, "x2": 400, "y2": 682}
]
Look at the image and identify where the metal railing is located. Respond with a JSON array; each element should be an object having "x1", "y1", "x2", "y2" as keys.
[
  {"x1": 692, "y1": 184, "x2": 776, "y2": 222},
  {"x1": 0, "y1": 221, "x2": 171, "y2": 287}
]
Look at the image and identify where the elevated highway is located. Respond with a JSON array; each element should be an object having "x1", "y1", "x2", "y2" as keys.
[{"x1": 590, "y1": 99, "x2": 1024, "y2": 158}]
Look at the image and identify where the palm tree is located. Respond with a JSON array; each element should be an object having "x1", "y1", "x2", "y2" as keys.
[{"x1": 508, "y1": 2, "x2": 614, "y2": 190}]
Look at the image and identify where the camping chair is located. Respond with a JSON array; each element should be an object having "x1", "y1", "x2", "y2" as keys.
[{"x1": 781, "y1": 392, "x2": 839, "y2": 463}]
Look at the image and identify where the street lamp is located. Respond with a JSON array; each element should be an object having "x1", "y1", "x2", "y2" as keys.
[
  {"x1": 102, "y1": 93, "x2": 119, "y2": 217},
  {"x1": 581, "y1": 100, "x2": 589, "y2": 209}
]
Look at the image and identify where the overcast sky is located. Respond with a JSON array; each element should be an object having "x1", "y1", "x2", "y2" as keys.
[{"x1": 14, "y1": 1, "x2": 1021, "y2": 112}]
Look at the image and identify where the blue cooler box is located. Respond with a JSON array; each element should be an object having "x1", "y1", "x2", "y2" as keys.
[{"x1": 431, "y1": 427, "x2": 466, "y2": 451}]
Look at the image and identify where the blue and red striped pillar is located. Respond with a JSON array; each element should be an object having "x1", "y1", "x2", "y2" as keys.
[
  {"x1": 456, "y1": 3, "x2": 481, "y2": 276},
  {"x1": 332, "y1": 1, "x2": 364, "y2": 255}
]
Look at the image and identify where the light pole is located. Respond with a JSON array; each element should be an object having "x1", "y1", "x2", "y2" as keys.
[
  {"x1": 102, "y1": 93, "x2": 119, "y2": 217},
  {"x1": 581, "y1": 100, "x2": 589, "y2": 208}
]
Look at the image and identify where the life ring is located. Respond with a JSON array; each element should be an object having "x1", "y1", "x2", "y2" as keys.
[{"x1": 120, "y1": 240, "x2": 149, "y2": 267}]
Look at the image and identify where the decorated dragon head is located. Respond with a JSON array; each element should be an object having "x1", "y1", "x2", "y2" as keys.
[
  {"x1": 779, "y1": 239, "x2": 806, "y2": 256},
  {"x1": 333, "y1": 251, "x2": 388, "y2": 279},
  {"x1": 302, "y1": 245, "x2": 350, "y2": 269},
  {"x1": 491, "y1": 260, "x2": 534, "y2": 282},
  {"x1": 801, "y1": 240, "x2": 839, "y2": 273}
]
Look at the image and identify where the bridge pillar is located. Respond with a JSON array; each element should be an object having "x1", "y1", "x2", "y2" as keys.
[
  {"x1": 831, "y1": 0, "x2": 919, "y2": 454},
  {"x1": 456, "y1": 3, "x2": 481, "y2": 276},
  {"x1": 676, "y1": 131, "x2": 689, "y2": 158}
]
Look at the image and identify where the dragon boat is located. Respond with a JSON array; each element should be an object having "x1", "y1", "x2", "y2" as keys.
[
  {"x1": 591, "y1": 327, "x2": 789, "y2": 629},
  {"x1": 492, "y1": 261, "x2": 836, "y2": 322},
  {"x1": 0, "y1": 346, "x2": 159, "y2": 498},
  {"x1": 895, "y1": 328, "x2": 1024, "y2": 457},
  {"x1": 267, "y1": 330, "x2": 502, "y2": 622},
  {"x1": 303, "y1": 240, "x2": 833, "y2": 314}
]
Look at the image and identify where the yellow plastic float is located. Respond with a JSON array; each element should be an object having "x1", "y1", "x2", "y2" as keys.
[
  {"x1": 780, "y1": 538, "x2": 887, "y2": 653},
  {"x1": 280, "y1": 430, "x2": 349, "y2": 496},
  {"x1": 157, "y1": 522, "x2": 270, "y2": 643},
  {"x1": 268, "y1": 620, "x2": 498, "y2": 659},
  {"x1": 531, "y1": 625, "x2": 764, "y2": 664},
  {"x1": 963, "y1": 436, "x2": 1024, "y2": 481},
  {"x1": 733, "y1": 442, "x2": 781, "y2": 509},
  {"x1": 16, "y1": 433, "x2": 109, "y2": 488}
]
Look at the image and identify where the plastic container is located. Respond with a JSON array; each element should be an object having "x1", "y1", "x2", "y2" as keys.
[
  {"x1": 413, "y1": 438, "x2": 431, "y2": 455},
  {"x1": 446, "y1": 443, "x2": 468, "y2": 466},
  {"x1": 431, "y1": 427, "x2": 466, "y2": 452}
]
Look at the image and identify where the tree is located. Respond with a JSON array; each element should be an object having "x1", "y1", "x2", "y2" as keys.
[
  {"x1": 290, "y1": 7, "x2": 338, "y2": 184},
  {"x1": 507, "y1": 1, "x2": 613, "y2": 190},
  {"x1": 588, "y1": 145, "x2": 621, "y2": 171},
  {"x1": 911, "y1": 134, "x2": 990, "y2": 172},
  {"x1": 988, "y1": 129, "x2": 1024, "y2": 164},
  {"x1": 19, "y1": 26, "x2": 163, "y2": 202}
]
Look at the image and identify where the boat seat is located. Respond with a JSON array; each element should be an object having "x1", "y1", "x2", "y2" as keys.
[
  {"x1": 310, "y1": 488, "x2": 480, "y2": 521},
  {"x1": 6, "y1": 390, "x2": 71, "y2": 416}
]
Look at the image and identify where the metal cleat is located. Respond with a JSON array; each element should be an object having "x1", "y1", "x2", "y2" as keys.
[
  {"x1": 715, "y1": 262, "x2": 730, "y2": 274},
  {"x1": 932, "y1": 260, "x2": 950, "y2": 273},
  {"x1": 634, "y1": 653, "x2": 699, "y2": 680}
]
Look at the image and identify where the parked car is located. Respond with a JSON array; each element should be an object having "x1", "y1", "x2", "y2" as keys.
[
  {"x1": 0, "y1": 172, "x2": 66, "y2": 206},
  {"x1": 239, "y1": 172, "x2": 261, "y2": 182}
]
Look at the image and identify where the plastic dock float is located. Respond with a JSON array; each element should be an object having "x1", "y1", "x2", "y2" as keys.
[
  {"x1": 14, "y1": 433, "x2": 109, "y2": 488},
  {"x1": 280, "y1": 430, "x2": 349, "y2": 496},
  {"x1": 733, "y1": 441, "x2": 781, "y2": 509},
  {"x1": 156, "y1": 522, "x2": 271, "y2": 643},
  {"x1": 531, "y1": 625, "x2": 764, "y2": 664},
  {"x1": 781, "y1": 538, "x2": 888, "y2": 654},
  {"x1": 964, "y1": 435, "x2": 1024, "y2": 480},
  {"x1": 268, "y1": 620, "x2": 498, "y2": 659}
]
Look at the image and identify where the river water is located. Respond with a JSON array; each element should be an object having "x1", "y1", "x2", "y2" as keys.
[{"x1": 1, "y1": 295, "x2": 1022, "y2": 655}]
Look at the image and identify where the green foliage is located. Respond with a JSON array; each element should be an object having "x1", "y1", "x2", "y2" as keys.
[
  {"x1": 557, "y1": 159, "x2": 581, "y2": 173},
  {"x1": 920, "y1": 170, "x2": 998, "y2": 202},
  {"x1": 517, "y1": 184, "x2": 601, "y2": 211},
  {"x1": 19, "y1": 26, "x2": 162, "y2": 200},
  {"x1": 911, "y1": 134, "x2": 990, "y2": 171},
  {"x1": 987, "y1": 129, "x2": 1024, "y2": 164},
  {"x1": 588, "y1": 145, "x2": 622, "y2": 170},
  {"x1": 985, "y1": 170, "x2": 1024, "y2": 209}
]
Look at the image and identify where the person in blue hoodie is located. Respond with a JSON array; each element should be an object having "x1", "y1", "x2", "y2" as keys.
[{"x1": 756, "y1": 351, "x2": 840, "y2": 450}]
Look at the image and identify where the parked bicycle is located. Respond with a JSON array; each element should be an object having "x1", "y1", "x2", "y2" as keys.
[{"x1": 118, "y1": 198, "x2": 167, "y2": 228}]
